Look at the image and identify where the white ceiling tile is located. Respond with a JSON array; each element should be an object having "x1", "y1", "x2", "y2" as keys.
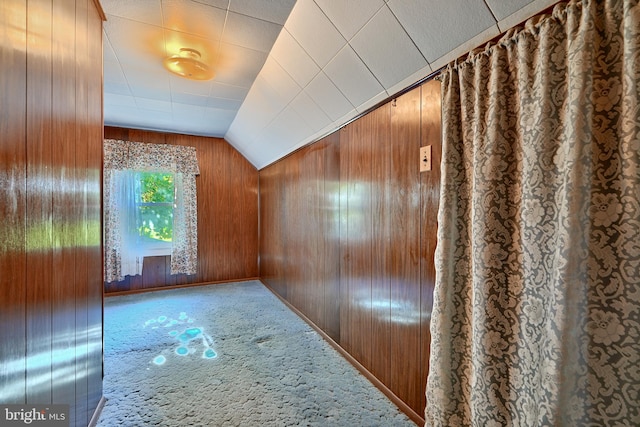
[
  {"x1": 183, "y1": 120, "x2": 230, "y2": 137},
  {"x1": 305, "y1": 71, "x2": 354, "y2": 122},
  {"x1": 206, "y1": 97, "x2": 243, "y2": 110},
  {"x1": 125, "y1": 69, "x2": 172, "y2": 101},
  {"x1": 289, "y1": 91, "x2": 333, "y2": 133},
  {"x1": 230, "y1": 0, "x2": 297, "y2": 25},
  {"x1": 324, "y1": 45, "x2": 385, "y2": 108},
  {"x1": 333, "y1": 108, "x2": 358, "y2": 130},
  {"x1": 485, "y1": 0, "x2": 533, "y2": 20},
  {"x1": 241, "y1": 140, "x2": 275, "y2": 169},
  {"x1": 233, "y1": 77, "x2": 285, "y2": 129},
  {"x1": 428, "y1": 25, "x2": 500, "y2": 71},
  {"x1": 104, "y1": 60, "x2": 127, "y2": 84},
  {"x1": 270, "y1": 29, "x2": 320, "y2": 88},
  {"x1": 209, "y1": 82, "x2": 249, "y2": 100},
  {"x1": 103, "y1": 33, "x2": 118, "y2": 63},
  {"x1": 172, "y1": 91, "x2": 210, "y2": 107},
  {"x1": 260, "y1": 57, "x2": 302, "y2": 106},
  {"x1": 222, "y1": 12, "x2": 283, "y2": 53},
  {"x1": 169, "y1": 75, "x2": 212, "y2": 96},
  {"x1": 106, "y1": 106, "x2": 172, "y2": 128},
  {"x1": 495, "y1": 0, "x2": 560, "y2": 32},
  {"x1": 204, "y1": 107, "x2": 237, "y2": 122},
  {"x1": 172, "y1": 103, "x2": 206, "y2": 121},
  {"x1": 248, "y1": 76, "x2": 289, "y2": 116},
  {"x1": 104, "y1": 16, "x2": 166, "y2": 67},
  {"x1": 285, "y1": 0, "x2": 347, "y2": 68},
  {"x1": 350, "y1": 6, "x2": 427, "y2": 90},
  {"x1": 104, "y1": 81, "x2": 132, "y2": 96},
  {"x1": 104, "y1": 93, "x2": 137, "y2": 107},
  {"x1": 355, "y1": 90, "x2": 389, "y2": 114},
  {"x1": 314, "y1": 0, "x2": 385, "y2": 41},
  {"x1": 387, "y1": 0, "x2": 496, "y2": 63},
  {"x1": 101, "y1": 0, "x2": 163, "y2": 26},
  {"x1": 161, "y1": 0, "x2": 226, "y2": 41},
  {"x1": 135, "y1": 97, "x2": 173, "y2": 112},
  {"x1": 185, "y1": 0, "x2": 228, "y2": 10},
  {"x1": 267, "y1": 107, "x2": 313, "y2": 145},
  {"x1": 214, "y1": 43, "x2": 268, "y2": 87},
  {"x1": 384, "y1": 63, "x2": 433, "y2": 97}
]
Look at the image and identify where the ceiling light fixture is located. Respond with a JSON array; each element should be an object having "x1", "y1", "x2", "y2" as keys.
[{"x1": 163, "y1": 48, "x2": 214, "y2": 81}]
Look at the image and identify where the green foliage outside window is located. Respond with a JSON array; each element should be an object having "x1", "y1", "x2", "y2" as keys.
[{"x1": 137, "y1": 172, "x2": 174, "y2": 242}]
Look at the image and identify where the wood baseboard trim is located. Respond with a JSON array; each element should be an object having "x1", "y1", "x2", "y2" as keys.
[
  {"x1": 103, "y1": 277, "x2": 261, "y2": 297},
  {"x1": 88, "y1": 396, "x2": 107, "y2": 427},
  {"x1": 259, "y1": 280, "x2": 425, "y2": 426}
]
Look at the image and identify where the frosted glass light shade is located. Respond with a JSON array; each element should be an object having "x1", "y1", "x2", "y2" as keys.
[{"x1": 163, "y1": 48, "x2": 214, "y2": 81}]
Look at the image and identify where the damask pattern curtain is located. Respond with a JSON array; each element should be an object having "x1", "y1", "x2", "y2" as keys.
[
  {"x1": 104, "y1": 139, "x2": 200, "y2": 283},
  {"x1": 426, "y1": 0, "x2": 639, "y2": 425}
]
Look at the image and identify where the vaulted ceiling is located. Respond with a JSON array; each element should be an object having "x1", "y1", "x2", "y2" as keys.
[{"x1": 102, "y1": 0, "x2": 560, "y2": 169}]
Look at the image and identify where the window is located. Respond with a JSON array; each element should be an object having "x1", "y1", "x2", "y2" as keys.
[
  {"x1": 136, "y1": 171, "x2": 175, "y2": 254},
  {"x1": 104, "y1": 139, "x2": 200, "y2": 283}
]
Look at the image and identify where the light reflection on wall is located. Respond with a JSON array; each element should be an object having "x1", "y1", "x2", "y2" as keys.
[{"x1": 0, "y1": 332, "x2": 102, "y2": 403}]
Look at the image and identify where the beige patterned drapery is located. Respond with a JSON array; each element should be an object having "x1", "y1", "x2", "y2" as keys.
[
  {"x1": 426, "y1": 0, "x2": 639, "y2": 425},
  {"x1": 103, "y1": 139, "x2": 200, "y2": 283}
]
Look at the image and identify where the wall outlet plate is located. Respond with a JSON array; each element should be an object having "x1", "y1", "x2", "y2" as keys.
[{"x1": 420, "y1": 145, "x2": 432, "y2": 172}]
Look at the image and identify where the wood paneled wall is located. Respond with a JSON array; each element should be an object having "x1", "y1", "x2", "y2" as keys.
[
  {"x1": 259, "y1": 79, "x2": 441, "y2": 423},
  {"x1": 0, "y1": 1, "x2": 104, "y2": 426},
  {"x1": 103, "y1": 127, "x2": 259, "y2": 293}
]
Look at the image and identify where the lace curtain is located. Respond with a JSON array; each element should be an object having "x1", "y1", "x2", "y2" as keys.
[
  {"x1": 104, "y1": 139, "x2": 200, "y2": 283},
  {"x1": 425, "y1": 0, "x2": 639, "y2": 425}
]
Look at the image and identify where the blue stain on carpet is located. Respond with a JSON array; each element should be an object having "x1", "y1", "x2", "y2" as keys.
[{"x1": 144, "y1": 313, "x2": 217, "y2": 365}]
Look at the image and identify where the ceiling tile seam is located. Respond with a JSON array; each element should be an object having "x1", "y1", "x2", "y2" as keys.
[
  {"x1": 104, "y1": 27, "x2": 139, "y2": 107},
  {"x1": 268, "y1": 55, "x2": 331, "y2": 125},
  {"x1": 212, "y1": 0, "x2": 230, "y2": 80},
  {"x1": 340, "y1": 43, "x2": 387, "y2": 101},
  {"x1": 157, "y1": 2, "x2": 179, "y2": 113},
  {"x1": 290, "y1": 94, "x2": 333, "y2": 133},
  {"x1": 251, "y1": 75, "x2": 307, "y2": 134},
  {"x1": 320, "y1": 66, "x2": 367, "y2": 114},
  {"x1": 288, "y1": 1, "x2": 348, "y2": 73},
  {"x1": 383, "y1": 3, "x2": 428, "y2": 64},
  {"x1": 481, "y1": 0, "x2": 500, "y2": 23},
  {"x1": 272, "y1": 29, "x2": 322, "y2": 88},
  {"x1": 191, "y1": 0, "x2": 288, "y2": 26},
  {"x1": 310, "y1": 70, "x2": 357, "y2": 120},
  {"x1": 263, "y1": 12, "x2": 364, "y2": 125},
  {"x1": 313, "y1": 0, "x2": 387, "y2": 44}
]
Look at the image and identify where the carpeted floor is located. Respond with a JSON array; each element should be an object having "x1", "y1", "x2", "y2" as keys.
[{"x1": 97, "y1": 280, "x2": 415, "y2": 426}]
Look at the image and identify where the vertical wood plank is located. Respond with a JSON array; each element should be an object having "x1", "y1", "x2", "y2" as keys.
[
  {"x1": 74, "y1": 0, "x2": 90, "y2": 422},
  {"x1": 228, "y1": 149, "x2": 245, "y2": 277},
  {"x1": 0, "y1": 0, "x2": 28, "y2": 404},
  {"x1": 259, "y1": 161, "x2": 287, "y2": 298},
  {"x1": 86, "y1": 1, "x2": 104, "y2": 413},
  {"x1": 389, "y1": 88, "x2": 423, "y2": 413},
  {"x1": 420, "y1": 79, "x2": 442, "y2": 413},
  {"x1": 341, "y1": 114, "x2": 373, "y2": 370},
  {"x1": 51, "y1": 0, "x2": 77, "y2": 411},
  {"x1": 322, "y1": 132, "x2": 341, "y2": 343},
  {"x1": 25, "y1": 0, "x2": 53, "y2": 404},
  {"x1": 370, "y1": 104, "x2": 392, "y2": 385},
  {"x1": 142, "y1": 256, "x2": 167, "y2": 288},
  {"x1": 241, "y1": 157, "x2": 259, "y2": 278}
]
